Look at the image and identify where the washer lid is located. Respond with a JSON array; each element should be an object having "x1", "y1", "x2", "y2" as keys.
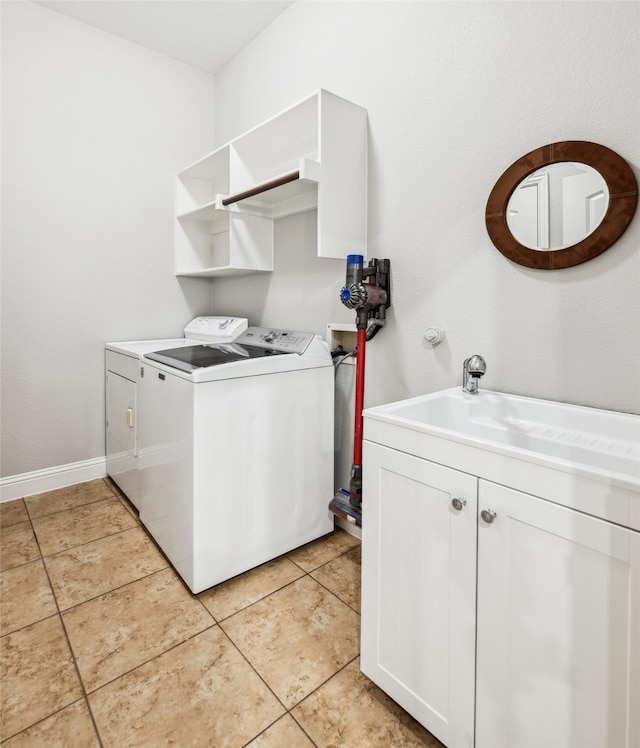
[{"x1": 144, "y1": 342, "x2": 286, "y2": 374}]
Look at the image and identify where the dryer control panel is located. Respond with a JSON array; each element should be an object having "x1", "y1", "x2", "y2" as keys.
[
  {"x1": 235, "y1": 327, "x2": 314, "y2": 354},
  {"x1": 184, "y1": 316, "x2": 248, "y2": 344}
]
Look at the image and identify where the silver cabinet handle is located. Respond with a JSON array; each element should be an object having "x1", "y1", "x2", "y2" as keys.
[
  {"x1": 451, "y1": 497, "x2": 467, "y2": 511},
  {"x1": 480, "y1": 508, "x2": 497, "y2": 524}
]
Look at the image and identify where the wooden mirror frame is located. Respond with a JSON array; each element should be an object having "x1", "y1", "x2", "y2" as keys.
[{"x1": 485, "y1": 141, "x2": 638, "y2": 269}]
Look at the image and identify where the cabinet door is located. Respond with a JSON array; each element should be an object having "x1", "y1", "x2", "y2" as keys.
[
  {"x1": 105, "y1": 370, "x2": 139, "y2": 505},
  {"x1": 476, "y1": 481, "x2": 640, "y2": 748},
  {"x1": 361, "y1": 441, "x2": 478, "y2": 748},
  {"x1": 106, "y1": 370, "x2": 136, "y2": 456}
]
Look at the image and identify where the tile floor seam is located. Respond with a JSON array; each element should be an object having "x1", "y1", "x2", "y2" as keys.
[
  {"x1": 0, "y1": 610, "x2": 59, "y2": 641},
  {"x1": 0, "y1": 498, "x2": 28, "y2": 528},
  {"x1": 207, "y1": 569, "x2": 306, "y2": 624},
  {"x1": 219, "y1": 608, "x2": 346, "y2": 747},
  {"x1": 0, "y1": 695, "x2": 100, "y2": 747},
  {"x1": 0, "y1": 521, "x2": 40, "y2": 573},
  {"x1": 285, "y1": 536, "x2": 361, "y2": 575},
  {"x1": 24, "y1": 494, "x2": 115, "y2": 522},
  {"x1": 38, "y1": 546, "x2": 106, "y2": 748},
  {"x1": 239, "y1": 714, "x2": 320, "y2": 748},
  {"x1": 0, "y1": 516, "x2": 35, "y2": 531},
  {"x1": 0, "y1": 555, "x2": 103, "y2": 745},
  {"x1": 41, "y1": 522, "x2": 157, "y2": 561},
  {"x1": 291, "y1": 651, "x2": 361, "y2": 712},
  {"x1": 30, "y1": 501, "x2": 138, "y2": 559},
  {"x1": 216, "y1": 620, "x2": 290, "y2": 716},
  {"x1": 43, "y1": 545, "x2": 172, "y2": 613},
  {"x1": 59, "y1": 568, "x2": 218, "y2": 693},
  {"x1": 219, "y1": 574, "x2": 360, "y2": 714},
  {"x1": 25, "y1": 508, "x2": 44, "y2": 564},
  {"x1": 80, "y1": 620, "x2": 220, "y2": 700},
  {"x1": 55, "y1": 562, "x2": 178, "y2": 613},
  {"x1": 286, "y1": 555, "x2": 310, "y2": 573},
  {"x1": 285, "y1": 654, "x2": 362, "y2": 748},
  {"x1": 308, "y1": 572, "x2": 362, "y2": 616}
]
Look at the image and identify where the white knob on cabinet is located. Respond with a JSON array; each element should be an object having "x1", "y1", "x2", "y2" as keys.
[{"x1": 424, "y1": 327, "x2": 445, "y2": 345}]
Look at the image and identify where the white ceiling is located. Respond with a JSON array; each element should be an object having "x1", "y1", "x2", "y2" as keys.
[{"x1": 34, "y1": 0, "x2": 296, "y2": 74}]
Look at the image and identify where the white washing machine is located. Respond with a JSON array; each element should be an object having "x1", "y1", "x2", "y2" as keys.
[
  {"x1": 105, "y1": 317, "x2": 248, "y2": 508},
  {"x1": 138, "y1": 327, "x2": 334, "y2": 593}
]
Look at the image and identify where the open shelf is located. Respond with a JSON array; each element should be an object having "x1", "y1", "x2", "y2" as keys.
[
  {"x1": 175, "y1": 90, "x2": 367, "y2": 277},
  {"x1": 175, "y1": 212, "x2": 273, "y2": 277}
]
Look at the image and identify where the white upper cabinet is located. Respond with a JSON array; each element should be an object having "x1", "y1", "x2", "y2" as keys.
[{"x1": 175, "y1": 90, "x2": 368, "y2": 277}]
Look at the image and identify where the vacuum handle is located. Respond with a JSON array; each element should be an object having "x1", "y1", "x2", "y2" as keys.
[{"x1": 345, "y1": 254, "x2": 364, "y2": 287}]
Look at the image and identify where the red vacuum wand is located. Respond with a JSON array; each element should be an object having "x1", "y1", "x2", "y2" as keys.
[
  {"x1": 330, "y1": 255, "x2": 391, "y2": 523},
  {"x1": 352, "y1": 326, "x2": 367, "y2": 470}
]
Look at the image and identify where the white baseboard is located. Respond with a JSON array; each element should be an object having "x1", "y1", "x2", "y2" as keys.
[{"x1": 0, "y1": 457, "x2": 107, "y2": 503}]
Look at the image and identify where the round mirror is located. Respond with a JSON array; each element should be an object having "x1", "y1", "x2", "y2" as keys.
[
  {"x1": 507, "y1": 162, "x2": 609, "y2": 251},
  {"x1": 486, "y1": 141, "x2": 638, "y2": 269}
]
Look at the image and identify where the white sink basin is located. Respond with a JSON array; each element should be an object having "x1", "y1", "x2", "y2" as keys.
[{"x1": 364, "y1": 387, "x2": 640, "y2": 490}]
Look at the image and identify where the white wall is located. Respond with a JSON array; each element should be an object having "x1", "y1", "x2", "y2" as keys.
[
  {"x1": 211, "y1": 1, "x2": 640, "y2": 431},
  {"x1": 2, "y1": 1, "x2": 638, "y2": 488},
  {"x1": 1, "y1": 2, "x2": 215, "y2": 477}
]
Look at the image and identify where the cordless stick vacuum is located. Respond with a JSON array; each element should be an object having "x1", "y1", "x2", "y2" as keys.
[{"x1": 329, "y1": 254, "x2": 391, "y2": 527}]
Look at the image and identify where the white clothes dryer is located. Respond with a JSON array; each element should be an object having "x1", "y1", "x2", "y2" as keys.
[
  {"x1": 138, "y1": 327, "x2": 334, "y2": 593},
  {"x1": 105, "y1": 316, "x2": 247, "y2": 508}
]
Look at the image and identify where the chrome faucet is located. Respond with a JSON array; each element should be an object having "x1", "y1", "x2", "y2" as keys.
[{"x1": 463, "y1": 355, "x2": 486, "y2": 393}]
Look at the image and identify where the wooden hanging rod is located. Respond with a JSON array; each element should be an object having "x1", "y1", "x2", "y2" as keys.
[{"x1": 221, "y1": 170, "x2": 300, "y2": 206}]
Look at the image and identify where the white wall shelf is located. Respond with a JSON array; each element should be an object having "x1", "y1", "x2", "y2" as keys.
[{"x1": 175, "y1": 90, "x2": 367, "y2": 277}]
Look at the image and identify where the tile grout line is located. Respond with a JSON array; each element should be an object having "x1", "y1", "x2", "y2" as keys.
[
  {"x1": 4, "y1": 489, "x2": 363, "y2": 746},
  {"x1": 23, "y1": 489, "x2": 119, "y2": 523},
  {"x1": 216, "y1": 560, "x2": 361, "y2": 747},
  {"x1": 210, "y1": 542, "x2": 361, "y2": 747},
  {"x1": 54, "y1": 563, "x2": 174, "y2": 614},
  {"x1": 287, "y1": 652, "x2": 362, "y2": 741},
  {"x1": 2, "y1": 488, "x2": 211, "y2": 746},
  {"x1": 0, "y1": 697, "x2": 99, "y2": 746},
  {"x1": 4, "y1": 500, "x2": 106, "y2": 748},
  {"x1": 57, "y1": 564, "x2": 219, "y2": 693},
  {"x1": 216, "y1": 621, "x2": 323, "y2": 748},
  {"x1": 24, "y1": 494, "x2": 111, "y2": 521},
  {"x1": 82, "y1": 618, "x2": 219, "y2": 699},
  {"x1": 44, "y1": 538, "x2": 217, "y2": 744},
  {"x1": 42, "y1": 528, "x2": 106, "y2": 748},
  {"x1": 310, "y1": 579, "x2": 361, "y2": 615}
]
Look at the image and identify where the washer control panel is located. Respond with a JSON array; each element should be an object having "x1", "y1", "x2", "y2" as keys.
[
  {"x1": 184, "y1": 316, "x2": 248, "y2": 344},
  {"x1": 235, "y1": 327, "x2": 314, "y2": 354}
]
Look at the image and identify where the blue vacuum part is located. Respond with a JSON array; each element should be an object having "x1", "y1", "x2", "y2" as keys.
[{"x1": 329, "y1": 488, "x2": 362, "y2": 527}]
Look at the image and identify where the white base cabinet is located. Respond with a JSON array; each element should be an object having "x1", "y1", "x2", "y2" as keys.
[
  {"x1": 476, "y1": 481, "x2": 640, "y2": 748},
  {"x1": 361, "y1": 441, "x2": 640, "y2": 748},
  {"x1": 361, "y1": 443, "x2": 477, "y2": 748}
]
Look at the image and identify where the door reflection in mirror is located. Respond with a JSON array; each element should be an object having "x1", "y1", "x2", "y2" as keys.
[{"x1": 507, "y1": 163, "x2": 609, "y2": 251}]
